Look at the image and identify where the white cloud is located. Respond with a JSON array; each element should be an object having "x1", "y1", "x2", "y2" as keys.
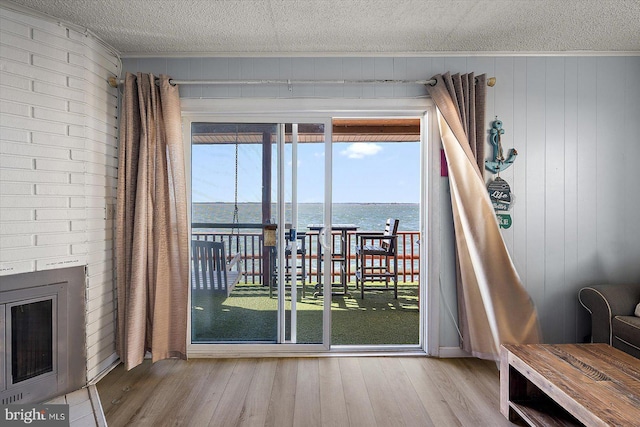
[{"x1": 340, "y1": 143, "x2": 383, "y2": 159}]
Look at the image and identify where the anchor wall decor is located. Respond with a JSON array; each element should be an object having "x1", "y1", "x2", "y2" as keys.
[
  {"x1": 485, "y1": 117, "x2": 517, "y2": 174},
  {"x1": 485, "y1": 117, "x2": 517, "y2": 229}
]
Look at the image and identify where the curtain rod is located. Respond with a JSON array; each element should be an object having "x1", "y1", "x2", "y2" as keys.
[{"x1": 108, "y1": 76, "x2": 496, "y2": 88}]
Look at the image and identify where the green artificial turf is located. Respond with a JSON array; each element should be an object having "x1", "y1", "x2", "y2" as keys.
[{"x1": 192, "y1": 282, "x2": 419, "y2": 345}]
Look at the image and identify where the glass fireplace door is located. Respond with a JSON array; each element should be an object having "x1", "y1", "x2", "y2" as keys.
[
  {"x1": 4, "y1": 297, "x2": 55, "y2": 388},
  {"x1": 1, "y1": 304, "x2": 4, "y2": 393},
  {"x1": 10, "y1": 300, "x2": 54, "y2": 384}
]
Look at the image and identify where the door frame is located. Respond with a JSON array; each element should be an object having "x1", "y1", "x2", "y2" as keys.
[{"x1": 182, "y1": 98, "x2": 440, "y2": 357}]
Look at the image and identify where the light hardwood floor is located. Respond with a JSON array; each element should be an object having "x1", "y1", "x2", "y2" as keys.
[{"x1": 97, "y1": 356, "x2": 515, "y2": 427}]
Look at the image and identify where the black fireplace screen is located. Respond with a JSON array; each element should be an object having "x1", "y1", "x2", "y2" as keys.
[{"x1": 11, "y1": 299, "x2": 53, "y2": 384}]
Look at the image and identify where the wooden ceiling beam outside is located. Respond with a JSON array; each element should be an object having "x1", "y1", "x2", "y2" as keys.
[
  {"x1": 333, "y1": 125, "x2": 419, "y2": 135},
  {"x1": 332, "y1": 118, "x2": 418, "y2": 127},
  {"x1": 333, "y1": 118, "x2": 419, "y2": 138}
]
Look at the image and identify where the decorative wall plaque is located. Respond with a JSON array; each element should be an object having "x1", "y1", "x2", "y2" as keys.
[
  {"x1": 488, "y1": 177, "x2": 512, "y2": 211},
  {"x1": 497, "y1": 213, "x2": 512, "y2": 229}
]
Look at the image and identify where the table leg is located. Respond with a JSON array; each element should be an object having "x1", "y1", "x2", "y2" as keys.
[
  {"x1": 500, "y1": 346, "x2": 511, "y2": 418},
  {"x1": 316, "y1": 236, "x2": 322, "y2": 287},
  {"x1": 500, "y1": 346, "x2": 534, "y2": 422},
  {"x1": 313, "y1": 229, "x2": 351, "y2": 297}
]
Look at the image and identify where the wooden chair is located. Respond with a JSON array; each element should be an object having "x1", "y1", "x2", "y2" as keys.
[
  {"x1": 270, "y1": 231, "x2": 308, "y2": 298},
  {"x1": 191, "y1": 240, "x2": 242, "y2": 297},
  {"x1": 355, "y1": 218, "x2": 399, "y2": 299}
]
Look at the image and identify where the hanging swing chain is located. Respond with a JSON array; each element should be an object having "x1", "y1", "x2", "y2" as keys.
[{"x1": 232, "y1": 139, "x2": 239, "y2": 234}]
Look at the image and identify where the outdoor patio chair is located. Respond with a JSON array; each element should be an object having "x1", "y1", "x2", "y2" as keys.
[
  {"x1": 355, "y1": 218, "x2": 399, "y2": 299},
  {"x1": 191, "y1": 240, "x2": 242, "y2": 297},
  {"x1": 270, "y1": 231, "x2": 308, "y2": 298}
]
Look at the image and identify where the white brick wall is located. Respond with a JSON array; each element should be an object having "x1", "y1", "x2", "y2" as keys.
[{"x1": 0, "y1": 4, "x2": 120, "y2": 383}]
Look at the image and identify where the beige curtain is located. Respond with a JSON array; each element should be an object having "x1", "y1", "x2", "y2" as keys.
[
  {"x1": 116, "y1": 72, "x2": 189, "y2": 370},
  {"x1": 427, "y1": 72, "x2": 541, "y2": 360}
]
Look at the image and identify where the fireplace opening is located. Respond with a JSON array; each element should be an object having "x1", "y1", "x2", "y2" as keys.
[
  {"x1": 1, "y1": 266, "x2": 86, "y2": 404},
  {"x1": 11, "y1": 299, "x2": 54, "y2": 384}
]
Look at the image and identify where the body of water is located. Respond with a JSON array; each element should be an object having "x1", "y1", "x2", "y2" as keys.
[{"x1": 192, "y1": 203, "x2": 419, "y2": 231}]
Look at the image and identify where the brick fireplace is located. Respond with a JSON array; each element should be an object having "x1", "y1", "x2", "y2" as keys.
[{"x1": 0, "y1": 4, "x2": 120, "y2": 387}]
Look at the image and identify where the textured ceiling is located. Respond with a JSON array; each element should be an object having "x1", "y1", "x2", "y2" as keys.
[{"x1": 5, "y1": 0, "x2": 640, "y2": 56}]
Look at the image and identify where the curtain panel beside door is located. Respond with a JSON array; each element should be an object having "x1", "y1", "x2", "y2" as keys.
[
  {"x1": 116, "y1": 73, "x2": 189, "y2": 370},
  {"x1": 427, "y1": 72, "x2": 541, "y2": 360}
]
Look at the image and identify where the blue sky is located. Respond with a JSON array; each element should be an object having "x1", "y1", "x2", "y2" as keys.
[{"x1": 192, "y1": 141, "x2": 420, "y2": 203}]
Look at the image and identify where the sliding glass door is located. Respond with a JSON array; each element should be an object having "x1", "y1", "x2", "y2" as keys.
[{"x1": 183, "y1": 100, "x2": 430, "y2": 356}]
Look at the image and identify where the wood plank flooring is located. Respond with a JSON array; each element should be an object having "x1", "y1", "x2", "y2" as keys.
[{"x1": 96, "y1": 356, "x2": 514, "y2": 427}]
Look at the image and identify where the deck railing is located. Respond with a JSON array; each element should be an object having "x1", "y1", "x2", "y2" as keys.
[{"x1": 192, "y1": 226, "x2": 420, "y2": 284}]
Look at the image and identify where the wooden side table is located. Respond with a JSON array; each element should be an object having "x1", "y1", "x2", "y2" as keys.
[{"x1": 500, "y1": 343, "x2": 640, "y2": 426}]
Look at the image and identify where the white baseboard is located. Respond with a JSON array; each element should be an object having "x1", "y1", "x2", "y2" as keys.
[
  {"x1": 87, "y1": 355, "x2": 120, "y2": 386},
  {"x1": 437, "y1": 346, "x2": 472, "y2": 358}
]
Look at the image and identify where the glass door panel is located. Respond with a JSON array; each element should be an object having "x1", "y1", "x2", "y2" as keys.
[
  {"x1": 191, "y1": 122, "x2": 278, "y2": 343},
  {"x1": 190, "y1": 121, "x2": 328, "y2": 346},
  {"x1": 330, "y1": 118, "x2": 421, "y2": 346}
]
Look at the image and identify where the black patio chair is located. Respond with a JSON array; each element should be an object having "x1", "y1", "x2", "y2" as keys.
[{"x1": 354, "y1": 218, "x2": 399, "y2": 299}]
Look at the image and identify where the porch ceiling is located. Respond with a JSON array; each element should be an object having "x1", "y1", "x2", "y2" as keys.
[{"x1": 191, "y1": 119, "x2": 421, "y2": 144}]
